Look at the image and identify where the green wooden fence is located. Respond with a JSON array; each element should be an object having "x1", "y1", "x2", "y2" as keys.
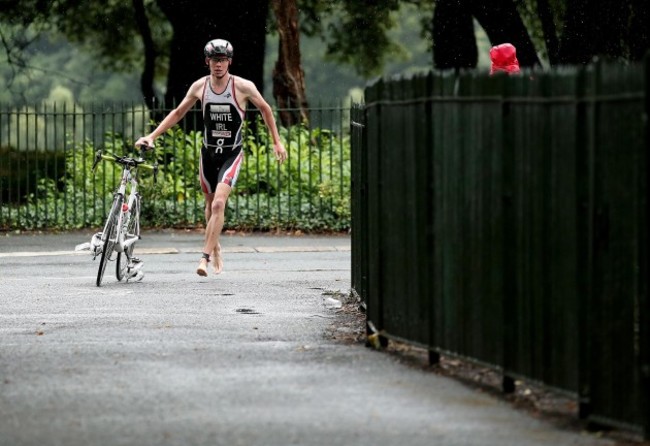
[
  {"x1": 351, "y1": 59, "x2": 649, "y2": 438},
  {"x1": 0, "y1": 101, "x2": 351, "y2": 231}
]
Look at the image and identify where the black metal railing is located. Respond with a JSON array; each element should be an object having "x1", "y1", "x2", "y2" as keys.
[
  {"x1": 351, "y1": 59, "x2": 649, "y2": 439},
  {"x1": 0, "y1": 100, "x2": 351, "y2": 231}
]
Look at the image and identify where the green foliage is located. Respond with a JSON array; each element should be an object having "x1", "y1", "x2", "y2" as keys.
[
  {"x1": 138, "y1": 126, "x2": 204, "y2": 227},
  {"x1": 0, "y1": 24, "x2": 145, "y2": 105},
  {"x1": 0, "y1": 123, "x2": 351, "y2": 232},
  {"x1": 323, "y1": 1, "x2": 406, "y2": 78},
  {"x1": 230, "y1": 118, "x2": 351, "y2": 231},
  {"x1": 264, "y1": 2, "x2": 434, "y2": 101},
  {"x1": 2, "y1": 1, "x2": 436, "y2": 107}
]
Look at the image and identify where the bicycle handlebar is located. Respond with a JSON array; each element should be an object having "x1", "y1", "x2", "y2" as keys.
[{"x1": 92, "y1": 147, "x2": 159, "y2": 183}]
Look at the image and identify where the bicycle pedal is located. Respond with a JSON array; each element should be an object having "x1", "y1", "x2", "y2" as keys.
[
  {"x1": 128, "y1": 261, "x2": 144, "y2": 273},
  {"x1": 127, "y1": 271, "x2": 144, "y2": 282},
  {"x1": 75, "y1": 242, "x2": 91, "y2": 252},
  {"x1": 90, "y1": 232, "x2": 102, "y2": 247}
]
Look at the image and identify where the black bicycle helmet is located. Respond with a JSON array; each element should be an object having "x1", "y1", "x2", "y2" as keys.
[{"x1": 204, "y1": 39, "x2": 234, "y2": 59}]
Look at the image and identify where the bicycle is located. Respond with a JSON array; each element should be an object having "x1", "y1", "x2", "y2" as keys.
[{"x1": 88, "y1": 146, "x2": 158, "y2": 287}]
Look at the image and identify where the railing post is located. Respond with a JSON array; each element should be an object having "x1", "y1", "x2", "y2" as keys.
[
  {"x1": 500, "y1": 69, "x2": 516, "y2": 394},
  {"x1": 642, "y1": 51, "x2": 650, "y2": 442},
  {"x1": 364, "y1": 79, "x2": 385, "y2": 344},
  {"x1": 576, "y1": 63, "x2": 594, "y2": 420}
]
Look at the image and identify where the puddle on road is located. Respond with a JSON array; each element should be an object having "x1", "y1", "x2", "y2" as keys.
[{"x1": 235, "y1": 308, "x2": 261, "y2": 315}]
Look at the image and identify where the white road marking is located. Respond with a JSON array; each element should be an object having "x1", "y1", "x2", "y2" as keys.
[{"x1": 0, "y1": 245, "x2": 349, "y2": 258}]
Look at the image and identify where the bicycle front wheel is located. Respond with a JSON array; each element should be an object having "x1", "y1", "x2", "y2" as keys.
[
  {"x1": 97, "y1": 197, "x2": 121, "y2": 287},
  {"x1": 116, "y1": 196, "x2": 140, "y2": 281}
]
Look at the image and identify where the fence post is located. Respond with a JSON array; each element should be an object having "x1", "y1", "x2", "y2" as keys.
[
  {"x1": 500, "y1": 71, "x2": 516, "y2": 394},
  {"x1": 363, "y1": 79, "x2": 386, "y2": 344},
  {"x1": 576, "y1": 63, "x2": 595, "y2": 419},
  {"x1": 642, "y1": 52, "x2": 650, "y2": 441},
  {"x1": 418, "y1": 72, "x2": 438, "y2": 366},
  {"x1": 350, "y1": 103, "x2": 367, "y2": 304}
]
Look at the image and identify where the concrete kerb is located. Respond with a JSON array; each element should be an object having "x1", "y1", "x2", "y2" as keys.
[
  {"x1": 0, "y1": 245, "x2": 350, "y2": 258},
  {"x1": 0, "y1": 230, "x2": 351, "y2": 258}
]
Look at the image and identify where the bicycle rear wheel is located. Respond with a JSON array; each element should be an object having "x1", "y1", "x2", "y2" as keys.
[
  {"x1": 96, "y1": 197, "x2": 122, "y2": 287},
  {"x1": 116, "y1": 196, "x2": 140, "y2": 281}
]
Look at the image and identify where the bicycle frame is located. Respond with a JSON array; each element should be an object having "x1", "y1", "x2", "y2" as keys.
[
  {"x1": 101, "y1": 158, "x2": 141, "y2": 257},
  {"x1": 91, "y1": 148, "x2": 157, "y2": 286}
]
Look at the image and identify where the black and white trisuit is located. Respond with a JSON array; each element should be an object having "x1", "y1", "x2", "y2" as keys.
[{"x1": 199, "y1": 75, "x2": 245, "y2": 194}]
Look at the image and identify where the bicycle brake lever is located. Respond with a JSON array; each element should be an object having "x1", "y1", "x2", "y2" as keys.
[
  {"x1": 136, "y1": 144, "x2": 154, "y2": 158},
  {"x1": 92, "y1": 149, "x2": 103, "y2": 171}
]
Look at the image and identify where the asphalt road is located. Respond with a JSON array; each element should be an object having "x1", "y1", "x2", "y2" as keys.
[{"x1": 0, "y1": 230, "x2": 617, "y2": 446}]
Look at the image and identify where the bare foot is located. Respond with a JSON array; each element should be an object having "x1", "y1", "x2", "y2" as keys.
[
  {"x1": 212, "y1": 244, "x2": 223, "y2": 274},
  {"x1": 196, "y1": 258, "x2": 208, "y2": 277}
]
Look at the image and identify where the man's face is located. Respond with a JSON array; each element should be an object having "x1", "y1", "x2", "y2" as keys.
[
  {"x1": 209, "y1": 57, "x2": 229, "y2": 65},
  {"x1": 206, "y1": 57, "x2": 231, "y2": 77}
]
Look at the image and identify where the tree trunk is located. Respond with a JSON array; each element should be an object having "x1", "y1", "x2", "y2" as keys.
[
  {"x1": 432, "y1": 0, "x2": 539, "y2": 69},
  {"x1": 629, "y1": 0, "x2": 650, "y2": 61},
  {"x1": 156, "y1": 0, "x2": 269, "y2": 128},
  {"x1": 432, "y1": 0, "x2": 478, "y2": 70},
  {"x1": 536, "y1": 0, "x2": 560, "y2": 66},
  {"x1": 559, "y1": 0, "x2": 649, "y2": 64},
  {"x1": 469, "y1": 0, "x2": 540, "y2": 67},
  {"x1": 558, "y1": 0, "x2": 595, "y2": 64},
  {"x1": 270, "y1": 0, "x2": 309, "y2": 127},
  {"x1": 132, "y1": 0, "x2": 157, "y2": 109},
  {"x1": 593, "y1": 1, "x2": 627, "y2": 59}
]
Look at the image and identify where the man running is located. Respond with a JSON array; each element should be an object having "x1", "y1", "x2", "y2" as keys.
[{"x1": 136, "y1": 38, "x2": 287, "y2": 276}]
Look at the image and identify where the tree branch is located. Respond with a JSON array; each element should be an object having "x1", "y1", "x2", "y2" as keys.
[
  {"x1": 132, "y1": 0, "x2": 158, "y2": 109},
  {"x1": 536, "y1": 0, "x2": 560, "y2": 66},
  {"x1": 271, "y1": 0, "x2": 309, "y2": 126}
]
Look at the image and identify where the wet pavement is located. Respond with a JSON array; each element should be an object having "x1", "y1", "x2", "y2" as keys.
[{"x1": 0, "y1": 230, "x2": 620, "y2": 446}]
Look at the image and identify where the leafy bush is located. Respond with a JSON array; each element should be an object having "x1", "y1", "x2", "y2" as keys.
[{"x1": 0, "y1": 121, "x2": 351, "y2": 232}]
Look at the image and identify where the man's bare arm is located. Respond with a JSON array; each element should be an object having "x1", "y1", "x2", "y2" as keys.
[
  {"x1": 241, "y1": 79, "x2": 287, "y2": 163},
  {"x1": 136, "y1": 78, "x2": 204, "y2": 147}
]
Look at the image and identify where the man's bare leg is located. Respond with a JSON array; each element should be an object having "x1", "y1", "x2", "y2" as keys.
[
  {"x1": 204, "y1": 193, "x2": 223, "y2": 274},
  {"x1": 197, "y1": 183, "x2": 230, "y2": 276},
  {"x1": 196, "y1": 192, "x2": 214, "y2": 276},
  {"x1": 212, "y1": 243, "x2": 223, "y2": 274}
]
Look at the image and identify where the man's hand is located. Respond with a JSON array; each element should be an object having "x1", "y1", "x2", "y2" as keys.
[
  {"x1": 135, "y1": 136, "x2": 155, "y2": 150},
  {"x1": 274, "y1": 143, "x2": 287, "y2": 164}
]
